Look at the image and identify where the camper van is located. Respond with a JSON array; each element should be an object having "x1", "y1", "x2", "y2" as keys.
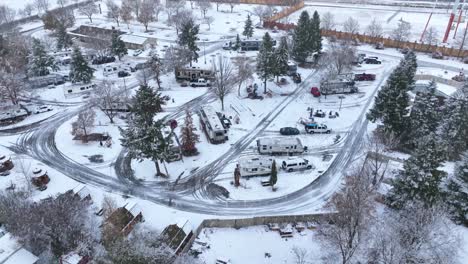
[
  {"x1": 281, "y1": 158, "x2": 314, "y2": 172},
  {"x1": 237, "y1": 156, "x2": 274, "y2": 177},
  {"x1": 199, "y1": 106, "x2": 228, "y2": 144},
  {"x1": 257, "y1": 137, "x2": 306, "y2": 155}
]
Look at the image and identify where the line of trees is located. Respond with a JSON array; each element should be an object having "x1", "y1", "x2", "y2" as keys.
[{"x1": 292, "y1": 10, "x2": 321, "y2": 64}]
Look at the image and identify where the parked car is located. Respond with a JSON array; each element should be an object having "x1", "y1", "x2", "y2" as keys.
[
  {"x1": 432, "y1": 51, "x2": 444, "y2": 59},
  {"x1": 190, "y1": 78, "x2": 211, "y2": 87},
  {"x1": 92, "y1": 56, "x2": 116, "y2": 65},
  {"x1": 375, "y1": 42, "x2": 384, "y2": 50},
  {"x1": 282, "y1": 158, "x2": 314, "y2": 172},
  {"x1": 280, "y1": 127, "x2": 300, "y2": 136},
  {"x1": 118, "y1": 71, "x2": 130, "y2": 78},
  {"x1": 35, "y1": 105, "x2": 53, "y2": 114},
  {"x1": 313, "y1": 110, "x2": 326, "y2": 118},
  {"x1": 0, "y1": 171, "x2": 10, "y2": 177},
  {"x1": 305, "y1": 123, "x2": 331, "y2": 134},
  {"x1": 354, "y1": 73, "x2": 376, "y2": 81},
  {"x1": 364, "y1": 58, "x2": 382, "y2": 64},
  {"x1": 310, "y1": 87, "x2": 321, "y2": 97},
  {"x1": 292, "y1": 73, "x2": 302, "y2": 83},
  {"x1": 133, "y1": 49, "x2": 143, "y2": 56}
]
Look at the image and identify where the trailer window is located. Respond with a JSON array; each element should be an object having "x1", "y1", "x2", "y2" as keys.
[
  {"x1": 262, "y1": 146, "x2": 267, "y2": 150},
  {"x1": 288, "y1": 163, "x2": 297, "y2": 167},
  {"x1": 294, "y1": 146, "x2": 297, "y2": 149},
  {"x1": 68, "y1": 90, "x2": 72, "y2": 93},
  {"x1": 215, "y1": 132, "x2": 223, "y2": 136}
]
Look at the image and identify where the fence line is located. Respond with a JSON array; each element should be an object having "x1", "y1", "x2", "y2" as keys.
[{"x1": 415, "y1": 74, "x2": 463, "y2": 88}]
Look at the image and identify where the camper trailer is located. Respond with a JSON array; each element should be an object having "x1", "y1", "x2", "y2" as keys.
[
  {"x1": 28, "y1": 74, "x2": 66, "y2": 88},
  {"x1": 320, "y1": 78, "x2": 357, "y2": 95},
  {"x1": 257, "y1": 137, "x2": 306, "y2": 155},
  {"x1": 175, "y1": 66, "x2": 215, "y2": 81},
  {"x1": 287, "y1": 61, "x2": 298, "y2": 76},
  {"x1": 199, "y1": 106, "x2": 228, "y2": 144},
  {"x1": 240, "y1": 39, "x2": 277, "y2": 51},
  {"x1": 237, "y1": 156, "x2": 274, "y2": 177},
  {"x1": 63, "y1": 83, "x2": 96, "y2": 95}
]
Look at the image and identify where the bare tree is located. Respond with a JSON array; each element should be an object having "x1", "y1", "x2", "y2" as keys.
[
  {"x1": 364, "y1": 133, "x2": 396, "y2": 187},
  {"x1": 318, "y1": 168, "x2": 375, "y2": 264},
  {"x1": 93, "y1": 81, "x2": 124, "y2": 124},
  {"x1": 16, "y1": 158, "x2": 33, "y2": 195},
  {"x1": 233, "y1": 56, "x2": 254, "y2": 96},
  {"x1": 203, "y1": 16, "x2": 214, "y2": 30},
  {"x1": 318, "y1": 41, "x2": 356, "y2": 79},
  {"x1": 151, "y1": 0, "x2": 163, "y2": 22},
  {"x1": 253, "y1": 5, "x2": 273, "y2": 24},
  {"x1": 212, "y1": 56, "x2": 236, "y2": 111},
  {"x1": 130, "y1": 0, "x2": 142, "y2": 17},
  {"x1": 321, "y1": 12, "x2": 335, "y2": 30},
  {"x1": 0, "y1": 72, "x2": 25, "y2": 105},
  {"x1": 56, "y1": 0, "x2": 67, "y2": 8},
  {"x1": 71, "y1": 108, "x2": 96, "y2": 143},
  {"x1": 85, "y1": 38, "x2": 111, "y2": 58},
  {"x1": 196, "y1": 0, "x2": 212, "y2": 18},
  {"x1": 147, "y1": 49, "x2": 162, "y2": 89},
  {"x1": 391, "y1": 18, "x2": 412, "y2": 44},
  {"x1": 34, "y1": 0, "x2": 50, "y2": 14},
  {"x1": 101, "y1": 195, "x2": 117, "y2": 219},
  {"x1": 292, "y1": 246, "x2": 309, "y2": 264},
  {"x1": 23, "y1": 4, "x2": 35, "y2": 16},
  {"x1": 165, "y1": 0, "x2": 185, "y2": 26},
  {"x1": 366, "y1": 18, "x2": 383, "y2": 38},
  {"x1": 343, "y1": 17, "x2": 360, "y2": 35},
  {"x1": 227, "y1": 0, "x2": 238, "y2": 13},
  {"x1": 0, "y1": 5, "x2": 16, "y2": 23},
  {"x1": 79, "y1": 2, "x2": 99, "y2": 23},
  {"x1": 162, "y1": 45, "x2": 191, "y2": 73},
  {"x1": 137, "y1": 0, "x2": 155, "y2": 32},
  {"x1": 423, "y1": 26, "x2": 439, "y2": 46},
  {"x1": 120, "y1": 0, "x2": 134, "y2": 29},
  {"x1": 106, "y1": 0, "x2": 121, "y2": 27},
  {"x1": 171, "y1": 8, "x2": 194, "y2": 35}
]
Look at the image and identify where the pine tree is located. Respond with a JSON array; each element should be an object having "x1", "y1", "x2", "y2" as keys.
[
  {"x1": 387, "y1": 134, "x2": 447, "y2": 209},
  {"x1": 367, "y1": 66, "x2": 410, "y2": 136},
  {"x1": 243, "y1": 14, "x2": 253, "y2": 39},
  {"x1": 311, "y1": 11, "x2": 322, "y2": 53},
  {"x1": 119, "y1": 85, "x2": 169, "y2": 177},
  {"x1": 447, "y1": 153, "x2": 468, "y2": 226},
  {"x1": 234, "y1": 34, "x2": 241, "y2": 51},
  {"x1": 110, "y1": 31, "x2": 127, "y2": 61},
  {"x1": 56, "y1": 24, "x2": 72, "y2": 50},
  {"x1": 270, "y1": 160, "x2": 277, "y2": 190},
  {"x1": 256, "y1": 32, "x2": 274, "y2": 93},
  {"x1": 292, "y1": 11, "x2": 310, "y2": 64},
  {"x1": 69, "y1": 47, "x2": 94, "y2": 84},
  {"x1": 437, "y1": 90, "x2": 468, "y2": 160},
  {"x1": 178, "y1": 18, "x2": 200, "y2": 65},
  {"x1": 400, "y1": 51, "x2": 418, "y2": 89},
  {"x1": 272, "y1": 36, "x2": 289, "y2": 82},
  {"x1": 180, "y1": 110, "x2": 200, "y2": 156},
  {"x1": 28, "y1": 38, "x2": 58, "y2": 77},
  {"x1": 406, "y1": 81, "x2": 442, "y2": 146}
]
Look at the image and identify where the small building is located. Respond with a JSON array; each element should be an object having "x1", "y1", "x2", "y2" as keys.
[
  {"x1": 0, "y1": 229, "x2": 39, "y2": 264},
  {"x1": 28, "y1": 74, "x2": 66, "y2": 88},
  {"x1": 68, "y1": 25, "x2": 124, "y2": 44},
  {"x1": 105, "y1": 202, "x2": 143, "y2": 236},
  {"x1": 237, "y1": 156, "x2": 274, "y2": 177},
  {"x1": 119, "y1": 34, "x2": 157, "y2": 50},
  {"x1": 59, "y1": 252, "x2": 90, "y2": 264},
  {"x1": 66, "y1": 184, "x2": 92, "y2": 202},
  {"x1": 0, "y1": 155, "x2": 14, "y2": 172},
  {"x1": 31, "y1": 168, "x2": 50, "y2": 187},
  {"x1": 161, "y1": 219, "x2": 194, "y2": 254}
]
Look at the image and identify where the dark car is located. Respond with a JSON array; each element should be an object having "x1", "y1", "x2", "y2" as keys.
[
  {"x1": 118, "y1": 71, "x2": 130, "y2": 78},
  {"x1": 280, "y1": 127, "x2": 300, "y2": 135},
  {"x1": 354, "y1": 73, "x2": 376, "y2": 81},
  {"x1": 364, "y1": 58, "x2": 382, "y2": 64},
  {"x1": 92, "y1": 56, "x2": 116, "y2": 65}
]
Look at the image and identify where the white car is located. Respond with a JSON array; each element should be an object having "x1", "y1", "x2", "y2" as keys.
[
  {"x1": 282, "y1": 158, "x2": 314, "y2": 172},
  {"x1": 35, "y1": 105, "x2": 53, "y2": 114},
  {"x1": 190, "y1": 78, "x2": 211, "y2": 87},
  {"x1": 133, "y1": 49, "x2": 143, "y2": 56}
]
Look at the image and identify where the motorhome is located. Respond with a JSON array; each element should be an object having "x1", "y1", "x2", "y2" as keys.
[
  {"x1": 237, "y1": 156, "x2": 274, "y2": 177},
  {"x1": 257, "y1": 137, "x2": 306, "y2": 155},
  {"x1": 63, "y1": 83, "x2": 96, "y2": 95},
  {"x1": 240, "y1": 39, "x2": 277, "y2": 51},
  {"x1": 175, "y1": 66, "x2": 215, "y2": 81},
  {"x1": 320, "y1": 78, "x2": 357, "y2": 95},
  {"x1": 0, "y1": 107, "x2": 28, "y2": 124},
  {"x1": 28, "y1": 74, "x2": 66, "y2": 88},
  {"x1": 199, "y1": 106, "x2": 228, "y2": 144},
  {"x1": 287, "y1": 61, "x2": 298, "y2": 76}
]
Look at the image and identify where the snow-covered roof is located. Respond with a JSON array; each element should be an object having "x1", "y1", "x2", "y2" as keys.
[
  {"x1": 124, "y1": 202, "x2": 142, "y2": 217},
  {"x1": 0, "y1": 232, "x2": 38, "y2": 264},
  {"x1": 120, "y1": 34, "x2": 148, "y2": 45},
  {"x1": 72, "y1": 184, "x2": 91, "y2": 200},
  {"x1": 257, "y1": 137, "x2": 302, "y2": 146},
  {"x1": 176, "y1": 219, "x2": 193, "y2": 235},
  {"x1": 238, "y1": 156, "x2": 274, "y2": 168}
]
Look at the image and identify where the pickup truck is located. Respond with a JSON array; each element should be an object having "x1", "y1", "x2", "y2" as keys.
[
  {"x1": 354, "y1": 73, "x2": 376, "y2": 81},
  {"x1": 190, "y1": 78, "x2": 211, "y2": 87}
]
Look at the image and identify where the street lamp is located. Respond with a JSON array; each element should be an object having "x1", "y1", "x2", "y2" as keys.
[{"x1": 203, "y1": 40, "x2": 206, "y2": 64}]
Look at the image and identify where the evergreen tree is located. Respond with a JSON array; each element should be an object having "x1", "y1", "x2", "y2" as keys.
[
  {"x1": 243, "y1": 14, "x2": 253, "y2": 39},
  {"x1": 292, "y1": 11, "x2": 310, "y2": 64},
  {"x1": 367, "y1": 66, "x2": 410, "y2": 136},
  {"x1": 233, "y1": 34, "x2": 241, "y2": 51},
  {"x1": 406, "y1": 81, "x2": 442, "y2": 146},
  {"x1": 56, "y1": 24, "x2": 72, "y2": 50},
  {"x1": 270, "y1": 160, "x2": 277, "y2": 190},
  {"x1": 310, "y1": 10, "x2": 322, "y2": 53},
  {"x1": 256, "y1": 32, "x2": 274, "y2": 93},
  {"x1": 29, "y1": 38, "x2": 58, "y2": 77},
  {"x1": 387, "y1": 134, "x2": 447, "y2": 209},
  {"x1": 110, "y1": 31, "x2": 128, "y2": 61},
  {"x1": 447, "y1": 153, "x2": 468, "y2": 226},
  {"x1": 437, "y1": 89, "x2": 468, "y2": 160},
  {"x1": 180, "y1": 110, "x2": 200, "y2": 156},
  {"x1": 400, "y1": 51, "x2": 418, "y2": 88},
  {"x1": 69, "y1": 47, "x2": 94, "y2": 84},
  {"x1": 272, "y1": 36, "x2": 289, "y2": 82},
  {"x1": 119, "y1": 85, "x2": 169, "y2": 177},
  {"x1": 178, "y1": 18, "x2": 200, "y2": 65}
]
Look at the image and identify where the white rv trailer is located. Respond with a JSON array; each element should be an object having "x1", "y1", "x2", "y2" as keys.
[
  {"x1": 237, "y1": 156, "x2": 274, "y2": 177},
  {"x1": 257, "y1": 137, "x2": 306, "y2": 155},
  {"x1": 63, "y1": 83, "x2": 96, "y2": 96},
  {"x1": 199, "y1": 106, "x2": 228, "y2": 144}
]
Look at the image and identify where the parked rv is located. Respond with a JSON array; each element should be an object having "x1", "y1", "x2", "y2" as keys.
[
  {"x1": 281, "y1": 158, "x2": 314, "y2": 172},
  {"x1": 237, "y1": 156, "x2": 274, "y2": 177},
  {"x1": 175, "y1": 66, "x2": 215, "y2": 81},
  {"x1": 320, "y1": 79, "x2": 357, "y2": 95},
  {"x1": 199, "y1": 106, "x2": 228, "y2": 144},
  {"x1": 240, "y1": 39, "x2": 277, "y2": 51},
  {"x1": 257, "y1": 137, "x2": 306, "y2": 155},
  {"x1": 28, "y1": 74, "x2": 66, "y2": 89},
  {"x1": 63, "y1": 83, "x2": 96, "y2": 95},
  {"x1": 287, "y1": 61, "x2": 298, "y2": 76}
]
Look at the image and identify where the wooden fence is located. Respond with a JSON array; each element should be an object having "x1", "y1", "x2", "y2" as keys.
[
  {"x1": 208, "y1": 0, "x2": 301, "y2": 6},
  {"x1": 264, "y1": 1, "x2": 305, "y2": 22}
]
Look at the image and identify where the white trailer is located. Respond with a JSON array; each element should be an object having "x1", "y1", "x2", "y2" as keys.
[
  {"x1": 320, "y1": 78, "x2": 357, "y2": 95},
  {"x1": 199, "y1": 106, "x2": 228, "y2": 144},
  {"x1": 63, "y1": 83, "x2": 96, "y2": 96},
  {"x1": 237, "y1": 156, "x2": 274, "y2": 177},
  {"x1": 257, "y1": 137, "x2": 306, "y2": 155}
]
